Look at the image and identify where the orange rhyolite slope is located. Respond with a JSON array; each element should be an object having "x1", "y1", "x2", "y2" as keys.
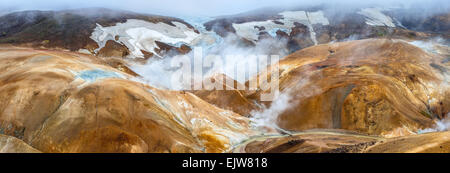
[
  {"x1": 251, "y1": 39, "x2": 448, "y2": 137},
  {"x1": 0, "y1": 45, "x2": 253, "y2": 153}
]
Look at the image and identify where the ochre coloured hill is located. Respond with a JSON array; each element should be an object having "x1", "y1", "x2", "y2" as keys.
[
  {"x1": 191, "y1": 74, "x2": 260, "y2": 117},
  {"x1": 364, "y1": 131, "x2": 450, "y2": 153},
  {"x1": 232, "y1": 129, "x2": 450, "y2": 153},
  {"x1": 0, "y1": 134, "x2": 41, "y2": 153},
  {"x1": 249, "y1": 39, "x2": 449, "y2": 137},
  {"x1": 0, "y1": 45, "x2": 253, "y2": 153}
]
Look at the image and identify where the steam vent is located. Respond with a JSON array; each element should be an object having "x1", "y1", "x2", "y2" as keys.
[{"x1": 0, "y1": 1, "x2": 449, "y2": 154}]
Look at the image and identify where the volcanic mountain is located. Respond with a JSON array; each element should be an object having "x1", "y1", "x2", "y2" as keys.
[
  {"x1": 205, "y1": 5, "x2": 449, "y2": 53},
  {"x1": 1, "y1": 6, "x2": 448, "y2": 60},
  {"x1": 0, "y1": 8, "x2": 198, "y2": 59}
]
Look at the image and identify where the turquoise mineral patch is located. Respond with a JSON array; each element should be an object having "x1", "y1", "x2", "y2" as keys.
[{"x1": 76, "y1": 69, "x2": 123, "y2": 82}]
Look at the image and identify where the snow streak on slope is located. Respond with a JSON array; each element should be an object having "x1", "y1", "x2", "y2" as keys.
[
  {"x1": 358, "y1": 8, "x2": 395, "y2": 27},
  {"x1": 90, "y1": 19, "x2": 201, "y2": 58},
  {"x1": 176, "y1": 15, "x2": 224, "y2": 51},
  {"x1": 232, "y1": 10, "x2": 329, "y2": 45}
]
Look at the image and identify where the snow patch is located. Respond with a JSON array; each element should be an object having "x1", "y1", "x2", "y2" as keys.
[
  {"x1": 358, "y1": 8, "x2": 395, "y2": 27},
  {"x1": 77, "y1": 49, "x2": 92, "y2": 55},
  {"x1": 90, "y1": 19, "x2": 201, "y2": 58},
  {"x1": 232, "y1": 10, "x2": 329, "y2": 45},
  {"x1": 176, "y1": 16, "x2": 224, "y2": 51}
]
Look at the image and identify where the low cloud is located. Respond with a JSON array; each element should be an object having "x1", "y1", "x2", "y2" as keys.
[{"x1": 0, "y1": 0, "x2": 448, "y2": 17}]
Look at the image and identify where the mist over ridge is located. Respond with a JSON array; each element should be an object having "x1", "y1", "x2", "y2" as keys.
[{"x1": 1, "y1": 0, "x2": 449, "y2": 17}]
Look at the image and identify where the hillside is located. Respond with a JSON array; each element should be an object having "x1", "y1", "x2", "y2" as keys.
[{"x1": 0, "y1": 8, "x2": 196, "y2": 58}]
